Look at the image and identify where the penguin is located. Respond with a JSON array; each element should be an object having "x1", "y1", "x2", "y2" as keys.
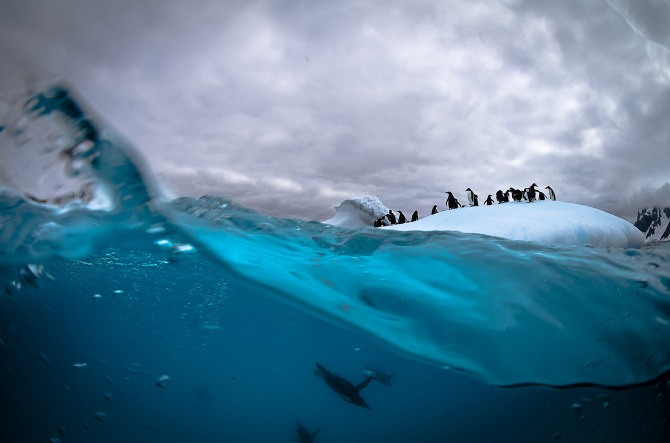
[
  {"x1": 445, "y1": 192, "x2": 461, "y2": 210},
  {"x1": 386, "y1": 210, "x2": 397, "y2": 225},
  {"x1": 472, "y1": 193, "x2": 479, "y2": 207},
  {"x1": 495, "y1": 190, "x2": 508, "y2": 204},
  {"x1": 361, "y1": 365, "x2": 395, "y2": 388},
  {"x1": 509, "y1": 188, "x2": 523, "y2": 202},
  {"x1": 397, "y1": 211, "x2": 407, "y2": 224},
  {"x1": 545, "y1": 186, "x2": 556, "y2": 201},
  {"x1": 522, "y1": 188, "x2": 530, "y2": 202},
  {"x1": 537, "y1": 191, "x2": 546, "y2": 200},
  {"x1": 373, "y1": 218, "x2": 383, "y2": 227},
  {"x1": 431, "y1": 205, "x2": 438, "y2": 215},
  {"x1": 484, "y1": 194, "x2": 494, "y2": 205},
  {"x1": 527, "y1": 183, "x2": 538, "y2": 202},
  {"x1": 411, "y1": 210, "x2": 419, "y2": 222},
  {"x1": 292, "y1": 421, "x2": 320, "y2": 443},
  {"x1": 465, "y1": 188, "x2": 475, "y2": 206},
  {"x1": 313, "y1": 362, "x2": 373, "y2": 410}
]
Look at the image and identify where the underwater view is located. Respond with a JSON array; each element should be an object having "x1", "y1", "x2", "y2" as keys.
[{"x1": 2, "y1": 86, "x2": 670, "y2": 442}]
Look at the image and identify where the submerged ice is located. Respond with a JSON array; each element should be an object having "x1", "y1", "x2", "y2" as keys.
[
  {"x1": 171, "y1": 197, "x2": 670, "y2": 386},
  {"x1": 2, "y1": 84, "x2": 670, "y2": 387}
]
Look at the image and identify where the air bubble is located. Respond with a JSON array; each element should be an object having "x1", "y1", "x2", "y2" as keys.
[
  {"x1": 93, "y1": 411, "x2": 108, "y2": 422},
  {"x1": 126, "y1": 362, "x2": 145, "y2": 373},
  {"x1": 146, "y1": 224, "x2": 166, "y2": 234},
  {"x1": 155, "y1": 239, "x2": 173, "y2": 248},
  {"x1": 155, "y1": 374, "x2": 172, "y2": 388},
  {"x1": 174, "y1": 243, "x2": 195, "y2": 253}
]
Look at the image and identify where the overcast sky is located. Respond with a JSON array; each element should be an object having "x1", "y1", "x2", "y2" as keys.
[{"x1": 1, "y1": 0, "x2": 669, "y2": 220}]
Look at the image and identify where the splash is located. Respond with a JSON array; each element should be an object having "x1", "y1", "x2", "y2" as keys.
[{"x1": 0, "y1": 84, "x2": 165, "y2": 262}]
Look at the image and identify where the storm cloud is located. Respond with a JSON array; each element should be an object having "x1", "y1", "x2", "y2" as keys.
[{"x1": 1, "y1": 0, "x2": 668, "y2": 220}]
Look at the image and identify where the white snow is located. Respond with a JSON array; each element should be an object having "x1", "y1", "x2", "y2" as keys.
[
  {"x1": 635, "y1": 207, "x2": 670, "y2": 242},
  {"x1": 325, "y1": 197, "x2": 644, "y2": 248},
  {"x1": 322, "y1": 195, "x2": 389, "y2": 228}
]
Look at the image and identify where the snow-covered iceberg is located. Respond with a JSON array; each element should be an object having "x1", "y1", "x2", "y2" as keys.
[
  {"x1": 326, "y1": 197, "x2": 644, "y2": 249},
  {"x1": 323, "y1": 195, "x2": 389, "y2": 228}
]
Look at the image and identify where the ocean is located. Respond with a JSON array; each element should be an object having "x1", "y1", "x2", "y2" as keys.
[{"x1": 1, "y1": 85, "x2": 669, "y2": 442}]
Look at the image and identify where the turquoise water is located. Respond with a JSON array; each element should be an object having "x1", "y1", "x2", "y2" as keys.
[{"x1": 1, "y1": 85, "x2": 670, "y2": 442}]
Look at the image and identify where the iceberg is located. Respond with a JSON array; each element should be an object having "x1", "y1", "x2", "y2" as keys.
[
  {"x1": 325, "y1": 197, "x2": 644, "y2": 249},
  {"x1": 323, "y1": 195, "x2": 390, "y2": 228}
]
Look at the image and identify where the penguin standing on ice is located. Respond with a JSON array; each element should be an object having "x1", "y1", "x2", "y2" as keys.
[
  {"x1": 431, "y1": 205, "x2": 438, "y2": 215},
  {"x1": 484, "y1": 195, "x2": 494, "y2": 205},
  {"x1": 530, "y1": 183, "x2": 546, "y2": 201},
  {"x1": 397, "y1": 211, "x2": 407, "y2": 224},
  {"x1": 386, "y1": 210, "x2": 397, "y2": 225},
  {"x1": 509, "y1": 188, "x2": 523, "y2": 202},
  {"x1": 445, "y1": 192, "x2": 461, "y2": 210},
  {"x1": 496, "y1": 190, "x2": 508, "y2": 204},
  {"x1": 465, "y1": 188, "x2": 475, "y2": 206},
  {"x1": 545, "y1": 186, "x2": 556, "y2": 201},
  {"x1": 411, "y1": 210, "x2": 419, "y2": 222},
  {"x1": 472, "y1": 193, "x2": 479, "y2": 207},
  {"x1": 527, "y1": 183, "x2": 539, "y2": 202}
]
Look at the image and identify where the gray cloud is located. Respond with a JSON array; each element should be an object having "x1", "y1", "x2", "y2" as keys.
[{"x1": 1, "y1": 0, "x2": 669, "y2": 220}]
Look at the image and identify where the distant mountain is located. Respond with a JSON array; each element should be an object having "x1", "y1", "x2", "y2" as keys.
[{"x1": 634, "y1": 207, "x2": 670, "y2": 242}]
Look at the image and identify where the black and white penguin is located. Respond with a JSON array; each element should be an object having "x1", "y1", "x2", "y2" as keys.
[
  {"x1": 509, "y1": 188, "x2": 523, "y2": 202},
  {"x1": 472, "y1": 193, "x2": 479, "y2": 207},
  {"x1": 484, "y1": 194, "x2": 494, "y2": 205},
  {"x1": 496, "y1": 190, "x2": 508, "y2": 204},
  {"x1": 537, "y1": 191, "x2": 546, "y2": 200},
  {"x1": 545, "y1": 186, "x2": 556, "y2": 201},
  {"x1": 445, "y1": 192, "x2": 461, "y2": 210},
  {"x1": 431, "y1": 205, "x2": 438, "y2": 215},
  {"x1": 397, "y1": 211, "x2": 407, "y2": 224},
  {"x1": 387, "y1": 210, "x2": 397, "y2": 225},
  {"x1": 411, "y1": 210, "x2": 419, "y2": 222},
  {"x1": 314, "y1": 362, "x2": 373, "y2": 410},
  {"x1": 465, "y1": 188, "x2": 475, "y2": 206},
  {"x1": 527, "y1": 183, "x2": 538, "y2": 202}
]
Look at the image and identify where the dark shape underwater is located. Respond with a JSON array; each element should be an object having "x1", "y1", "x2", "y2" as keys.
[
  {"x1": 362, "y1": 365, "x2": 395, "y2": 387},
  {"x1": 292, "y1": 420, "x2": 320, "y2": 443},
  {"x1": 313, "y1": 362, "x2": 373, "y2": 410}
]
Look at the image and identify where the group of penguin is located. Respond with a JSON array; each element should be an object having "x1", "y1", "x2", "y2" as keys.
[{"x1": 374, "y1": 183, "x2": 556, "y2": 227}]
